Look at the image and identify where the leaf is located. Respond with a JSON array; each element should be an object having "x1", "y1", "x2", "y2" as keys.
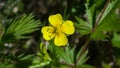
[
  {"x1": 112, "y1": 33, "x2": 120, "y2": 48},
  {"x1": 38, "y1": 42, "x2": 51, "y2": 61},
  {"x1": 75, "y1": 16, "x2": 92, "y2": 35},
  {"x1": 85, "y1": 3, "x2": 96, "y2": 28},
  {"x1": 2, "y1": 13, "x2": 41, "y2": 42},
  {"x1": 102, "y1": 63, "x2": 111, "y2": 68},
  {"x1": 19, "y1": 55, "x2": 34, "y2": 61},
  {"x1": 29, "y1": 61, "x2": 50, "y2": 68},
  {"x1": 90, "y1": 31, "x2": 108, "y2": 40},
  {"x1": 49, "y1": 41, "x2": 75, "y2": 65},
  {"x1": 55, "y1": 46, "x2": 75, "y2": 64},
  {"x1": 0, "y1": 63, "x2": 15, "y2": 68},
  {"x1": 76, "y1": 47, "x2": 89, "y2": 65},
  {"x1": 96, "y1": 12, "x2": 120, "y2": 32},
  {"x1": 64, "y1": 46, "x2": 75, "y2": 64},
  {"x1": 90, "y1": 0, "x2": 119, "y2": 40},
  {"x1": 76, "y1": 65, "x2": 95, "y2": 68},
  {"x1": 98, "y1": 0, "x2": 118, "y2": 24}
]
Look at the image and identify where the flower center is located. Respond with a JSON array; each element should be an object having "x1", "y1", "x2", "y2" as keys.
[{"x1": 53, "y1": 26, "x2": 62, "y2": 36}]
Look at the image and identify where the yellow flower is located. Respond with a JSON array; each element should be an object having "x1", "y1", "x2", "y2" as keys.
[{"x1": 41, "y1": 14, "x2": 75, "y2": 46}]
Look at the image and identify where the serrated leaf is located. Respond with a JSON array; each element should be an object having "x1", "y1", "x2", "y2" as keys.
[
  {"x1": 64, "y1": 46, "x2": 75, "y2": 64},
  {"x1": 85, "y1": 3, "x2": 96, "y2": 27},
  {"x1": 75, "y1": 16, "x2": 91, "y2": 35},
  {"x1": 50, "y1": 44, "x2": 75, "y2": 64}
]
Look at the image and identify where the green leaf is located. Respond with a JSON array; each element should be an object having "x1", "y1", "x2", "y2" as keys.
[
  {"x1": 2, "y1": 13, "x2": 41, "y2": 41},
  {"x1": 75, "y1": 16, "x2": 92, "y2": 35},
  {"x1": 90, "y1": 0, "x2": 119, "y2": 40},
  {"x1": 76, "y1": 47, "x2": 89, "y2": 65},
  {"x1": 64, "y1": 46, "x2": 75, "y2": 64},
  {"x1": 0, "y1": 63, "x2": 15, "y2": 68},
  {"x1": 102, "y1": 63, "x2": 111, "y2": 68},
  {"x1": 112, "y1": 33, "x2": 120, "y2": 48},
  {"x1": 96, "y1": 12, "x2": 120, "y2": 32},
  {"x1": 38, "y1": 42, "x2": 51, "y2": 61},
  {"x1": 19, "y1": 55, "x2": 34, "y2": 61},
  {"x1": 90, "y1": 31, "x2": 108, "y2": 40},
  {"x1": 85, "y1": 3, "x2": 96, "y2": 28},
  {"x1": 29, "y1": 61, "x2": 50, "y2": 68},
  {"x1": 76, "y1": 65, "x2": 95, "y2": 68},
  {"x1": 55, "y1": 46, "x2": 75, "y2": 64},
  {"x1": 98, "y1": 0, "x2": 118, "y2": 24}
]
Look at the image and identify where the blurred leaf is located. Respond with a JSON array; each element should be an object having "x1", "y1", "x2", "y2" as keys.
[
  {"x1": 76, "y1": 65, "x2": 95, "y2": 68},
  {"x1": 0, "y1": 23, "x2": 4, "y2": 42},
  {"x1": 94, "y1": 0, "x2": 105, "y2": 8},
  {"x1": 102, "y1": 63, "x2": 111, "y2": 68},
  {"x1": 59, "y1": 65, "x2": 70, "y2": 68},
  {"x1": 19, "y1": 54, "x2": 34, "y2": 61},
  {"x1": 112, "y1": 33, "x2": 120, "y2": 48},
  {"x1": 75, "y1": 16, "x2": 91, "y2": 35},
  {"x1": 29, "y1": 61, "x2": 50, "y2": 68},
  {"x1": 0, "y1": 63, "x2": 15, "y2": 68}
]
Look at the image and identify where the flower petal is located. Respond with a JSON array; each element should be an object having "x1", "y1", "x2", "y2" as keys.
[
  {"x1": 49, "y1": 14, "x2": 63, "y2": 27},
  {"x1": 61, "y1": 20, "x2": 75, "y2": 35},
  {"x1": 41, "y1": 26, "x2": 55, "y2": 40},
  {"x1": 54, "y1": 33, "x2": 68, "y2": 46}
]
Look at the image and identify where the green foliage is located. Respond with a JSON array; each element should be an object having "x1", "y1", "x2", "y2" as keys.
[
  {"x1": 98, "y1": 0, "x2": 118, "y2": 24},
  {"x1": 76, "y1": 65, "x2": 95, "y2": 68},
  {"x1": 55, "y1": 46, "x2": 75, "y2": 64},
  {"x1": 85, "y1": 3, "x2": 96, "y2": 27},
  {"x1": 29, "y1": 42, "x2": 51, "y2": 68},
  {"x1": 112, "y1": 33, "x2": 120, "y2": 48},
  {"x1": 102, "y1": 63, "x2": 111, "y2": 68},
  {"x1": 75, "y1": 16, "x2": 92, "y2": 35},
  {"x1": 1, "y1": 14, "x2": 41, "y2": 42},
  {"x1": 76, "y1": 47, "x2": 88, "y2": 65},
  {"x1": 90, "y1": 0, "x2": 119, "y2": 40}
]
